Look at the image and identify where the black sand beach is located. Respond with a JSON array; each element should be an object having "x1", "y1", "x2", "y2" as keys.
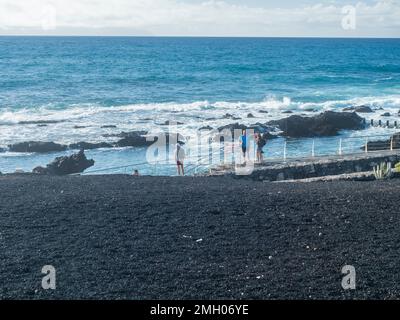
[{"x1": 1, "y1": 174, "x2": 400, "y2": 300}]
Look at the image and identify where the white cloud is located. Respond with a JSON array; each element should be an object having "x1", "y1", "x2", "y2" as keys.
[{"x1": 0, "y1": 0, "x2": 399, "y2": 36}]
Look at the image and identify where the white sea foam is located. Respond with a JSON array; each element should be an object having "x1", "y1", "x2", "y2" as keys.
[{"x1": 0, "y1": 95, "x2": 399, "y2": 148}]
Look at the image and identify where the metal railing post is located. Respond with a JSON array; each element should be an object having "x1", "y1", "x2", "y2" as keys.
[
  {"x1": 283, "y1": 141, "x2": 287, "y2": 161},
  {"x1": 311, "y1": 139, "x2": 315, "y2": 158}
]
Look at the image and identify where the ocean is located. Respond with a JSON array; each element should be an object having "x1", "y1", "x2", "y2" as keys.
[{"x1": 0, "y1": 37, "x2": 400, "y2": 175}]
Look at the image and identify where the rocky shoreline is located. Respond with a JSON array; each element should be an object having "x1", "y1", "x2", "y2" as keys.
[{"x1": 1, "y1": 111, "x2": 367, "y2": 154}]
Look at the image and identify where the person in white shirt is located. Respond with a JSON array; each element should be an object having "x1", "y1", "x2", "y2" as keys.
[{"x1": 175, "y1": 142, "x2": 186, "y2": 176}]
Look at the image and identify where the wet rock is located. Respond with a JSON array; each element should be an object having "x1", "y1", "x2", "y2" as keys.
[
  {"x1": 159, "y1": 121, "x2": 184, "y2": 126},
  {"x1": 259, "y1": 110, "x2": 269, "y2": 114},
  {"x1": 115, "y1": 131, "x2": 154, "y2": 147},
  {"x1": 267, "y1": 111, "x2": 365, "y2": 138},
  {"x1": 147, "y1": 132, "x2": 185, "y2": 145},
  {"x1": 74, "y1": 125, "x2": 86, "y2": 129},
  {"x1": 247, "y1": 113, "x2": 255, "y2": 118},
  {"x1": 381, "y1": 112, "x2": 391, "y2": 117},
  {"x1": 344, "y1": 105, "x2": 374, "y2": 113},
  {"x1": 282, "y1": 110, "x2": 293, "y2": 114},
  {"x1": 102, "y1": 130, "x2": 148, "y2": 139},
  {"x1": 101, "y1": 125, "x2": 117, "y2": 128},
  {"x1": 69, "y1": 142, "x2": 114, "y2": 150},
  {"x1": 199, "y1": 126, "x2": 214, "y2": 131},
  {"x1": 18, "y1": 120, "x2": 62, "y2": 125},
  {"x1": 33, "y1": 150, "x2": 94, "y2": 175},
  {"x1": 217, "y1": 123, "x2": 248, "y2": 133},
  {"x1": 215, "y1": 123, "x2": 278, "y2": 141},
  {"x1": 8, "y1": 141, "x2": 68, "y2": 153},
  {"x1": 32, "y1": 166, "x2": 48, "y2": 175},
  {"x1": 222, "y1": 113, "x2": 241, "y2": 120}
]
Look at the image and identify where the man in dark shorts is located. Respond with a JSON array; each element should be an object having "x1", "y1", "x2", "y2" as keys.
[{"x1": 255, "y1": 132, "x2": 266, "y2": 163}]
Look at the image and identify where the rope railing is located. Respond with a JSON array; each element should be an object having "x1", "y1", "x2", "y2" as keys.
[
  {"x1": 76, "y1": 150, "x2": 223, "y2": 176},
  {"x1": 73, "y1": 133, "x2": 399, "y2": 176}
]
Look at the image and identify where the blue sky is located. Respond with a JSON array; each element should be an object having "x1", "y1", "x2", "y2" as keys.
[{"x1": 0, "y1": 0, "x2": 399, "y2": 37}]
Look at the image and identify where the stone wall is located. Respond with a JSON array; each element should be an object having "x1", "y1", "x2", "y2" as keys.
[{"x1": 212, "y1": 152, "x2": 400, "y2": 182}]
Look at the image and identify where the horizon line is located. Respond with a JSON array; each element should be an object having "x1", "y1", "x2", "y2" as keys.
[{"x1": 0, "y1": 35, "x2": 399, "y2": 39}]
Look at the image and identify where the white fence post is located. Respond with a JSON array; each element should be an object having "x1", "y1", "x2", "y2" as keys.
[
  {"x1": 365, "y1": 138, "x2": 368, "y2": 153},
  {"x1": 338, "y1": 138, "x2": 343, "y2": 156},
  {"x1": 312, "y1": 139, "x2": 315, "y2": 157},
  {"x1": 283, "y1": 141, "x2": 287, "y2": 161},
  {"x1": 391, "y1": 137, "x2": 394, "y2": 151}
]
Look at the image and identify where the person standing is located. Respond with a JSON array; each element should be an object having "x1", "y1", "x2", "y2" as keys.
[
  {"x1": 175, "y1": 142, "x2": 186, "y2": 176},
  {"x1": 255, "y1": 132, "x2": 266, "y2": 163},
  {"x1": 239, "y1": 129, "x2": 249, "y2": 161}
]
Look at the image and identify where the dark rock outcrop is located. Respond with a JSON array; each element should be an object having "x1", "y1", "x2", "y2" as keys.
[
  {"x1": 247, "y1": 113, "x2": 255, "y2": 118},
  {"x1": 18, "y1": 120, "x2": 62, "y2": 125},
  {"x1": 32, "y1": 166, "x2": 48, "y2": 175},
  {"x1": 215, "y1": 123, "x2": 278, "y2": 141},
  {"x1": 217, "y1": 123, "x2": 247, "y2": 133},
  {"x1": 159, "y1": 121, "x2": 184, "y2": 126},
  {"x1": 222, "y1": 113, "x2": 241, "y2": 120},
  {"x1": 217, "y1": 122, "x2": 277, "y2": 134},
  {"x1": 33, "y1": 150, "x2": 94, "y2": 175},
  {"x1": 268, "y1": 111, "x2": 365, "y2": 137},
  {"x1": 102, "y1": 130, "x2": 147, "y2": 139},
  {"x1": 381, "y1": 112, "x2": 391, "y2": 117},
  {"x1": 8, "y1": 141, "x2": 67, "y2": 153},
  {"x1": 199, "y1": 126, "x2": 214, "y2": 131},
  {"x1": 101, "y1": 125, "x2": 117, "y2": 128},
  {"x1": 148, "y1": 132, "x2": 185, "y2": 145},
  {"x1": 116, "y1": 131, "x2": 154, "y2": 148},
  {"x1": 259, "y1": 110, "x2": 269, "y2": 114},
  {"x1": 113, "y1": 131, "x2": 184, "y2": 147},
  {"x1": 69, "y1": 142, "x2": 114, "y2": 150},
  {"x1": 344, "y1": 105, "x2": 374, "y2": 113}
]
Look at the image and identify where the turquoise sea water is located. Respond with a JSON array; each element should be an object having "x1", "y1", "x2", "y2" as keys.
[{"x1": 0, "y1": 37, "x2": 400, "y2": 174}]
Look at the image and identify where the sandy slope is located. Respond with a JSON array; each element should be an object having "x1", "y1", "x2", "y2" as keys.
[{"x1": 0, "y1": 174, "x2": 399, "y2": 299}]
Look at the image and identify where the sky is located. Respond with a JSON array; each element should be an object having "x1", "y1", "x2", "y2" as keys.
[{"x1": 0, "y1": 0, "x2": 399, "y2": 37}]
